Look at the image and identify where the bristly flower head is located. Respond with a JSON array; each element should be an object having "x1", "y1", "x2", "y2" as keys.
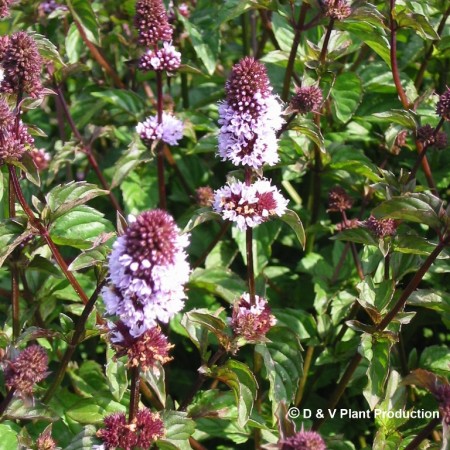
[
  {"x1": 4, "y1": 345, "x2": 49, "y2": 396},
  {"x1": 288, "y1": 85, "x2": 323, "y2": 115},
  {"x1": 435, "y1": 383, "x2": 450, "y2": 426},
  {"x1": 0, "y1": 34, "x2": 9, "y2": 60},
  {"x1": 109, "y1": 322, "x2": 173, "y2": 370},
  {"x1": 195, "y1": 186, "x2": 214, "y2": 207},
  {"x1": 0, "y1": 99, "x2": 34, "y2": 164},
  {"x1": 436, "y1": 87, "x2": 450, "y2": 121},
  {"x1": 218, "y1": 57, "x2": 283, "y2": 169},
  {"x1": 36, "y1": 427, "x2": 57, "y2": 450},
  {"x1": 327, "y1": 186, "x2": 353, "y2": 212},
  {"x1": 231, "y1": 293, "x2": 276, "y2": 342},
  {"x1": 417, "y1": 124, "x2": 447, "y2": 150},
  {"x1": 0, "y1": 32, "x2": 43, "y2": 98},
  {"x1": 139, "y1": 42, "x2": 181, "y2": 72},
  {"x1": 213, "y1": 179, "x2": 288, "y2": 231},
  {"x1": 280, "y1": 430, "x2": 327, "y2": 450},
  {"x1": 322, "y1": 0, "x2": 351, "y2": 20},
  {"x1": 30, "y1": 148, "x2": 51, "y2": 171},
  {"x1": 102, "y1": 209, "x2": 190, "y2": 337},
  {"x1": 135, "y1": 0, "x2": 173, "y2": 47},
  {"x1": 136, "y1": 112, "x2": 184, "y2": 147},
  {"x1": 97, "y1": 408, "x2": 164, "y2": 449},
  {"x1": 364, "y1": 215, "x2": 398, "y2": 238},
  {"x1": 0, "y1": 0, "x2": 14, "y2": 18}
]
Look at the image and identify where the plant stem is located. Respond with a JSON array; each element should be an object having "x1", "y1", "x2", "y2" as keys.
[
  {"x1": 282, "y1": 3, "x2": 310, "y2": 101},
  {"x1": 53, "y1": 83, "x2": 124, "y2": 216},
  {"x1": 404, "y1": 417, "x2": 441, "y2": 450},
  {"x1": 128, "y1": 366, "x2": 141, "y2": 423},
  {"x1": 295, "y1": 345, "x2": 314, "y2": 406},
  {"x1": 8, "y1": 166, "x2": 91, "y2": 307},
  {"x1": 73, "y1": 21, "x2": 125, "y2": 89},
  {"x1": 319, "y1": 18, "x2": 335, "y2": 64},
  {"x1": 43, "y1": 280, "x2": 105, "y2": 403},
  {"x1": 313, "y1": 235, "x2": 448, "y2": 429},
  {"x1": 155, "y1": 71, "x2": 167, "y2": 210},
  {"x1": 0, "y1": 387, "x2": 16, "y2": 418},
  {"x1": 389, "y1": 0, "x2": 409, "y2": 108}
]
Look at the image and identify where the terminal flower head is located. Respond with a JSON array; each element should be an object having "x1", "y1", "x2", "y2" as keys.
[
  {"x1": 0, "y1": 32, "x2": 43, "y2": 98},
  {"x1": 416, "y1": 124, "x2": 447, "y2": 150},
  {"x1": 327, "y1": 186, "x2": 353, "y2": 212},
  {"x1": 97, "y1": 408, "x2": 164, "y2": 449},
  {"x1": 231, "y1": 293, "x2": 276, "y2": 342},
  {"x1": 218, "y1": 57, "x2": 283, "y2": 169},
  {"x1": 436, "y1": 87, "x2": 450, "y2": 121},
  {"x1": 322, "y1": 0, "x2": 351, "y2": 20},
  {"x1": 288, "y1": 85, "x2": 323, "y2": 115},
  {"x1": 135, "y1": 0, "x2": 173, "y2": 47},
  {"x1": 102, "y1": 209, "x2": 190, "y2": 337},
  {"x1": 280, "y1": 430, "x2": 327, "y2": 450},
  {"x1": 136, "y1": 112, "x2": 183, "y2": 147},
  {"x1": 213, "y1": 179, "x2": 288, "y2": 231},
  {"x1": 364, "y1": 215, "x2": 398, "y2": 238},
  {"x1": 36, "y1": 426, "x2": 57, "y2": 450}
]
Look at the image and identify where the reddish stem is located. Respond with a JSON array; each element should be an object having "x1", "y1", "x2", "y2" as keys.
[
  {"x1": 319, "y1": 18, "x2": 335, "y2": 64},
  {"x1": 128, "y1": 366, "x2": 141, "y2": 423}
]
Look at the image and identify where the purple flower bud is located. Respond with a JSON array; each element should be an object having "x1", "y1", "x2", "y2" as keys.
[
  {"x1": 135, "y1": 0, "x2": 173, "y2": 47},
  {"x1": 322, "y1": 0, "x2": 352, "y2": 20},
  {"x1": 139, "y1": 42, "x2": 181, "y2": 72},
  {"x1": 213, "y1": 179, "x2": 288, "y2": 231},
  {"x1": 4, "y1": 345, "x2": 49, "y2": 396},
  {"x1": 280, "y1": 430, "x2": 327, "y2": 450},
  {"x1": 30, "y1": 148, "x2": 51, "y2": 171},
  {"x1": 102, "y1": 209, "x2": 190, "y2": 338},
  {"x1": 36, "y1": 427, "x2": 57, "y2": 450},
  {"x1": 195, "y1": 186, "x2": 214, "y2": 207},
  {"x1": 97, "y1": 408, "x2": 164, "y2": 449},
  {"x1": 364, "y1": 215, "x2": 398, "y2": 238},
  {"x1": 417, "y1": 124, "x2": 447, "y2": 150},
  {"x1": 288, "y1": 85, "x2": 323, "y2": 115},
  {"x1": 231, "y1": 293, "x2": 276, "y2": 342},
  {"x1": 218, "y1": 57, "x2": 284, "y2": 168},
  {"x1": 0, "y1": 0, "x2": 14, "y2": 19},
  {"x1": 436, "y1": 87, "x2": 450, "y2": 121},
  {"x1": 327, "y1": 186, "x2": 353, "y2": 212},
  {"x1": 0, "y1": 32, "x2": 43, "y2": 98},
  {"x1": 136, "y1": 112, "x2": 184, "y2": 147},
  {"x1": 178, "y1": 3, "x2": 190, "y2": 18}
]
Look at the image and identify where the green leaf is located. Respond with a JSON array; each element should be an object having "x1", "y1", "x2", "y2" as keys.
[
  {"x1": 142, "y1": 361, "x2": 166, "y2": 408},
  {"x1": 33, "y1": 32, "x2": 66, "y2": 68},
  {"x1": 361, "y1": 334, "x2": 392, "y2": 409},
  {"x1": 395, "y1": 235, "x2": 447, "y2": 257},
  {"x1": 372, "y1": 194, "x2": 443, "y2": 230},
  {"x1": 189, "y1": 267, "x2": 247, "y2": 303},
  {"x1": 183, "y1": 208, "x2": 222, "y2": 233},
  {"x1": 187, "y1": 309, "x2": 231, "y2": 349},
  {"x1": 0, "y1": 219, "x2": 32, "y2": 268},
  {"x1": 331, "y1": 72, "x2": 363, "y2": 123},
  {"x1": 121, "y1": 168, "x2": 158, "y2": 216},
  {"x1": 9, "y1": 152, "x2": 40, "y2": 186},
  {"x1": 357, "y1": 278, "x2": 395, "y2": 314},
  {"x1": 255, "y1": 326, "x2": 303, "y2": 419},
  {"x1": 65, "y1": 425, "x2": 99, "y2": 450},
  {"x1": 5, "y1": 399, "x2": 58, "y2": 421},
  {"x1": 372, "y1": 110, "x2": 417, "y2": 129},
  {"x1": 105, "y1": 357, "x2": 127, "y2": 402},
  {"x1": 407, "y1": 289, "x2": 450, "y2": 313},
  {"x1": 330, "y1": 160, "x2": 382, "y2": 182},
  {"x1": 68, "y1": 243, "x2": 111, "y2": 271},
  {"x1": 396, "y1": 11, "x2": 440, "y2": 40},
  {"x1": 110, "y1": 138, "x2": 150, "y2": 189},
  {"x1": 331, "y1": 227, "x2": 378, "y2": 246},
  {"x1": 67, "y1": 0, "x2": 100, "y2": 45},
  {"x1": 156, "y1": 411, "x2": 195, "y2": 450},
  {"x1": 45, "y1": 181, "x2": 108, "y2": 220},
  {"x1": 279, "y1": 209, "x2": 306, "y2": 249},
  {"x1": 205, "y1": 360, "x2": 257, "y2": 427},
  {"x1": 66, "y1": 397, "x2": 126, "y2": 424},
  {"x1": 49, "y1": 206, "x2": 114, "y2": 249},
  {"x1": 289, "y1": 118, "x2": 325, "y2": 153},
  {"x1": 178, "y1": 16, "x2": 218, "y2": 75},
  {"x1": 0, "y1": 423, "x2": 19, "y2": 450},
  {"x1": 91, "y1": 90, "x2": 147, "y2": 117},
  {"x1": 419, "y1": 345, "x2": 450, "y2": 375}
]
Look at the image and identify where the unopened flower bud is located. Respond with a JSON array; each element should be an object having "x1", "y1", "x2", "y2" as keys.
[
  {"x1": 327, "y1": 186, "x2": 353, "y2": 212},
  {"x1": 364, "y1": 215, "x2": 397, "y2": 238},
  {"x1": 280, "y1": 430, "x2": 327, "y2": 450},
  {"x1": 135, "y1": 0, "x2": 173, "y2": 47},
  {"x1": 436, "y1": 88, "x2": 450, "y2": 121},
  {"x1": 288, "y1": 85, "x2": 323, "y2": 115}
]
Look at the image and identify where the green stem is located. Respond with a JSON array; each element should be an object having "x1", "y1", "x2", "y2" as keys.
[{"x1": 43, "y1": 280, "x2": 105, "y2": 403}]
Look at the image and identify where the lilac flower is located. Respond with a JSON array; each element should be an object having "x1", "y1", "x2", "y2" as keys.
[
  {"x1": 213, "y1": 179, "x2": 288, "y2": 231},
  {"x1": 0, "y1": 32, "x2": 43, "y2": 98},
  {"x1": 38, "y1": 0, "x2": 67, "y2": 14},
  {"x1": 136, "y1": 112, "x2": 184, "y2": 147},
  {"x1": 139, "y1": 42, "x2": 181, "y2": 72},
  {"x1": 231, "y1": 293, "x2": 276, "y2": 342},
  {"x1": 135, "y1": 0, "x2": 173, "y2": 47},
  {"x1": 102, "y1": 210, "x2": 190, "y2": 338},
  {"x1": 218, "y1": 57, "x2": 283, "y2": 169}
]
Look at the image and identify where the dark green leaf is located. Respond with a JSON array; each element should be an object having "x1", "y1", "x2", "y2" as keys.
[
  {"x1": 330, "y1": 159, "x2": 382, "y2": 182},
  {"x1": 67, "y1": 0, "x2": 100, "y2": 45},
  {"x1": 5, "y1": 399, "x2": 58, "y2": 421},
  {"x1": 156, "y1": 411, "x2": 195, "y2": 450},
  {"x1": 372, "y1": 110, "x2": 417, "y2": 129},
  {"x1": 142, "y1": 362, "x2": 166, "y2": 408},
  {"x1": 419, "y1": 346, "x2": 450, "y2": 375},
  {"x1": 183, "y1": 208, "x2": 222, "y2": 233},
  {"x1": 68, "y1": 243, "x2": 111, "y2": 271},
  {"x1": 66, "y1": 397, "x2": 126, "y2": 424},
  {"x1": 331, "y1": 72, "x2": 363, "y2": 123},
  {"x1": 65, "y1": 425, "x2": 99, "y2": 450},
  {"x1": 279, "y1": 209, "x2": 306, "y2": 249},
  {"x1": 187, "y1": 309, "x2": 230, "y2": 348},
  {"x1": 91, "y1": 90, "x2": 147, "y2": 117},
  {"x1": 9, "y1": 152, "x2": 40, "y2": 186},
  {"x1": 0, "y1": 219, "x2": 32, "y2": 268},
  {"x1": 105, "y1": 357, "x2": 127, "y2": 402},
  {"x1": 396, "y1": 11, "x2": 440, "y2": 40},
  {"x1": 407, "y1": 289, "x2": 450, "y2": 313},
  {"x1": 289, "y1": 118, "x2": 325, "y2": 153},
  {"x1": 255, "y1": 326, "x2": 303, "y2": 419}
]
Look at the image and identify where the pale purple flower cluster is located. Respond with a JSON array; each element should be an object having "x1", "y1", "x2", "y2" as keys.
[
  {"x1": 218, "y1": 57, "x2": 283, "y2": 169},
  {"x1": 39, "y1": 0, "x2": 67, "y2": 14},
  {"x1": 102, "y1": 210, "x2": 190, "y2": 338},
  {"x1": 213, "y1": 179, "x2": 288, "y2": 231},
  {"x1": 139, "y1": 42, "x2": 181, "y2": 72},
  {"x1": 136, "y1": 112, "x2": 184, "y2": 147}
]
